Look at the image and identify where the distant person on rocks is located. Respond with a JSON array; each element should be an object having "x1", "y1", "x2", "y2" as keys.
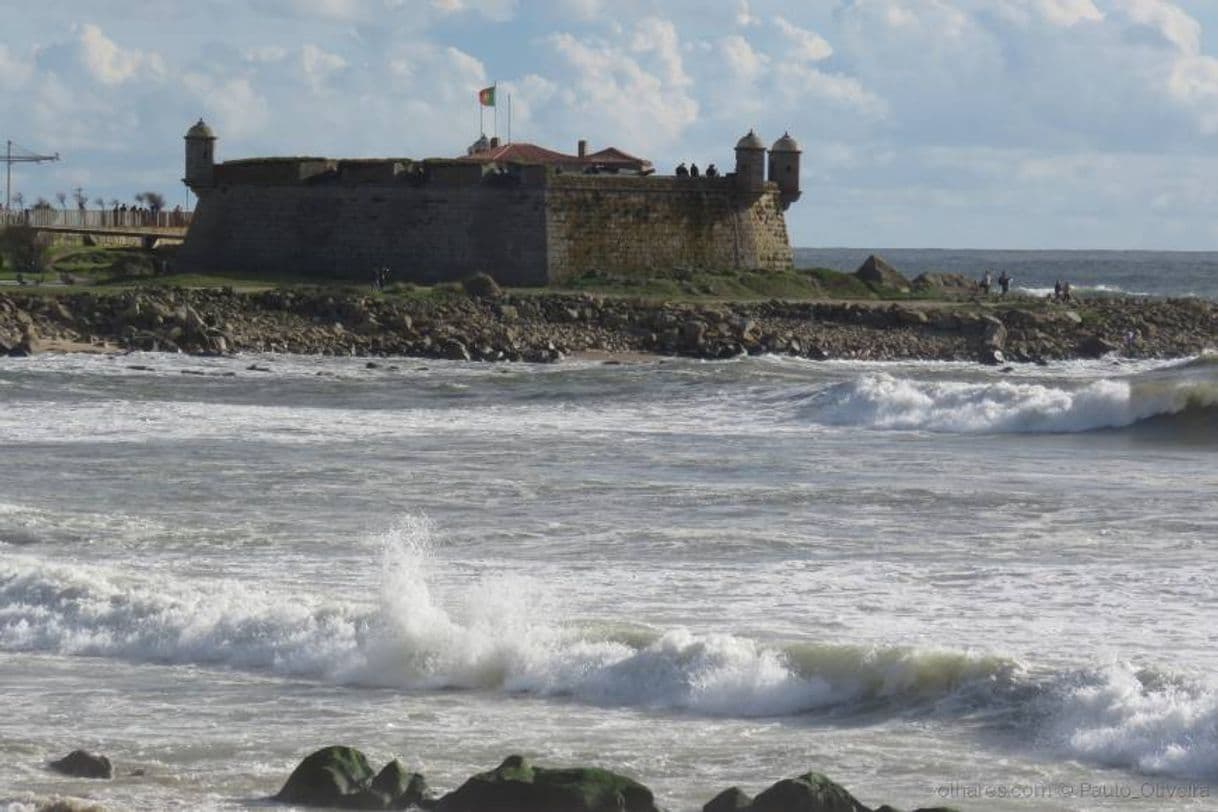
[
  {"x1": 980, "y1": 270, "x2": 992, "y2": 296},
  {"x1": 690, "y1": 163, "x2": 700, "y2": 178},
  {"x1": 998, "y1": 271, "x2": 1010, "y2": 296},
  {"x1": 705, "y1": 163, "x2": 719, "y2": 177},
  {"x1": 675, "y1": 162, "x2": 689, "y2": 177},
  {"x1": 1054, "y1": 279, "x2": 1063, "y2": 301},
  {"x1": 1063, "y1": 281, "x2": 1073, "y2": 302}
]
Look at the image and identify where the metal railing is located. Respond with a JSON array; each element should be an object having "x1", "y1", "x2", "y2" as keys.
[{"x1": 0, "y1": 208, "x2": 193, "y2": 229}]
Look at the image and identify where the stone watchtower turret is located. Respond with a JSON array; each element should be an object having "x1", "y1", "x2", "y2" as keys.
[
  {"x1": 734, "y1": 129, "x2": 766, "y2": 192},
  {"x1": 184, "y1": 119, "x2": 217, "y2": 191},
  {"x1": 768, "y1": 132, "x2": 801, "y2": 210}
]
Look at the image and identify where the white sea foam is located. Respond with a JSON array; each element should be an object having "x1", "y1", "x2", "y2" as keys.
[
  {"x1": 811, "y1": 360, "x2": 1218, "y2": 433},
  {"x1": 3, "y1": 518, "x2": 1217, "y2": 780},
  {"x1": 0, "y1": 520, "x2": 1007, "y2": 718},
  {"x1": 1047, "y1": 662, "x2": 1218, "y2": 780}
]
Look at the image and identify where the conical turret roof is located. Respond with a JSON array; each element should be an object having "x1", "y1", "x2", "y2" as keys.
[
  {"x1": 186, "y1": 119, "x2": 215, "y2": 139},
  {"x1": 735, "y1": 129, "x2": 765, "y2": 150},
  {"x1": 771, "y1": 132, "x2": 800, "y2": 153}
]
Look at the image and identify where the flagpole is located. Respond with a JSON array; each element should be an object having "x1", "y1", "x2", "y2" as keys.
[
  {"x1": 508, "y1": 93, "x2": 512, "y2": 144},
  {"x1": 493, "y1": 81, "x2": 498, "y2": 141}
]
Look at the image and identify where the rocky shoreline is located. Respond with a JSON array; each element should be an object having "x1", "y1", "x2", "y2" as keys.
[
  {"x1": 38, "y1": 744, "x2": 958, "y2": 812},
  {"x1": 1, "y1": 282, "x2": 1216, "y2": 365}
]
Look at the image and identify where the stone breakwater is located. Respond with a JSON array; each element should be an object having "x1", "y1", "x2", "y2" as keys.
[{"x1": 1, "y1": 287, "x2": 1216, "y2": 363}]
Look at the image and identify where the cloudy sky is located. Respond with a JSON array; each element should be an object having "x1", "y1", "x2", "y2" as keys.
[{"x1": 3, "y1": 0, "x2": 1218, "y2": 248}]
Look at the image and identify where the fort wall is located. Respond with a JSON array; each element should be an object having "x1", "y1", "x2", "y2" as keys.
[
  {"x1": 179, "y1": 179, "x2": 551, "y2": 285},
  {"x1": 179, "y1": 168, "x2": 794, "y2": 285},
  {"x1": 544, "y1": 175, "x2": 791, "y2": 283}
]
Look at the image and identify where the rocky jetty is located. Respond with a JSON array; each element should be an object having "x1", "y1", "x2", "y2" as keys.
[{"x1": 1, "y1": 286, "x2": 1215, "y2": 364}]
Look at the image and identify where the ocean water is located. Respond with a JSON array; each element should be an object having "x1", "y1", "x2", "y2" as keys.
[
  {"x1": 0, "y1": 345, "x2": 1216, "y2": 811},
  {"x1": 795, "y1": 248, "x2": 1218, "y2": 300}
]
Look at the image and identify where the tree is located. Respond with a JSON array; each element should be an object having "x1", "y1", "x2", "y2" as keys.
[
  {"x1": 136, "y1": 191, "x2": 166, "y2": 213},
  {"x1": 93, "y1": 197, "x2": 104, "y2": 208},
  {"x1": 12, "y1": 192, "x2": 23, "y2": 209},
  {"x1": 74, "y1": 189, "x2": 88, "y2": 211},
  {"x1": 55, "y1": 191, "x2": 67, "y2": 211},
  {"x1": 33, "y1": 198, "x2": 52, "y2": 210}
]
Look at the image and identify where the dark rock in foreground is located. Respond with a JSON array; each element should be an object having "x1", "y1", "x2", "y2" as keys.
[
  {"x1": 435, "y1": 754, "x2": 659, "y2": 812},
  {"x1": 372, "y1": 759, "x2": 432, "y2": 809},
  {"x1": 703, "y1": 786, "x2": 753, "y2": 811},
  {"x1": 275, "y1": 746, "x2": 427, "y2": 810},
  {"x1": 751, "y1": 771, "x2": 869, "y2": 812},
  {"x1": 702, "y1": 772, "x2": 965, "y2": 812},
  {"x1": 48, "y1": 750, "x2": 112, "y2": 780}
]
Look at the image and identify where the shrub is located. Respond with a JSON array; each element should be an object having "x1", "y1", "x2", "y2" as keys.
[{"x1": 0, "y1": 226, "x2": 52, "y2": 275}]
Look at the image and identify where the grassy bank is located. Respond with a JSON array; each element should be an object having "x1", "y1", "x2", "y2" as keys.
[{"x1": 0, "y1": 241, "x2": 950, "y2": 303}]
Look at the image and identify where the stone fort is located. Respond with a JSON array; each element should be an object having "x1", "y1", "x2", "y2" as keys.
[{"x1": 177, "y1": 120, "x2": 802, "y2": 286}]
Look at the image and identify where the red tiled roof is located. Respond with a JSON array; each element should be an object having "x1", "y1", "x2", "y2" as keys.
[
  {"x1": 584, "y1": 147, "x2": 649, "y2": 167},
  {"x1": 459, "y1": 142, "x2": 579, "y2": 165},
  {"x1": 458, "y1": 142, "x2": 651, "y2": 170}
]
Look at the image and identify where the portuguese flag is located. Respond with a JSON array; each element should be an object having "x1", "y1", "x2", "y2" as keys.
[{"x1": 478, "y1": 86, "x2": 496, "y2": 107}]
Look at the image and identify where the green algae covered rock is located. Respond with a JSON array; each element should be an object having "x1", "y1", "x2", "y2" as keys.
[
  {"x1": 751, "y1": 771, "x2": 870, "y2": 812},
  {"x1": 275, "y1": 746, "x2": 375, "y2": 806},
  {"x1": 371, "y1": 759, "x2": 432, "y2": 809},
  {"x1": 436, "y1": 754, "x2": 660, "y2": 812}
]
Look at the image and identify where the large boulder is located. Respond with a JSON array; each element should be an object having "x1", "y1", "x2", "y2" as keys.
[
  {"x1": 436, "y1": 755, "x2": 660, "y2": 812},
  {"x1": 463, "y1": 273, "x2": 503, "y2": 300},
  {"x1": 751, "y1": 771, "x2": 869, "y2": 812},
  {"x1": 48, "y1": 750, "x2": 113, "y2": 779},
  {"x1": 274, "y1": 746, "x2": 375, "y2": 807},
  {"x1": 371, "y1": 759, "x2": 431, "y2": 810},
  {"x1": 854, "y1": 255, "x2": 911, "y2": 294},
  {"x1": 703, "y1": 786, "x2": 753, "y2": 812},
  {"x1": 981, "y1": 317, "x2": 1007, "y2": 350},
  {"x1": 1077, "y1": 334, "x2": 1118, "y2": 358}
]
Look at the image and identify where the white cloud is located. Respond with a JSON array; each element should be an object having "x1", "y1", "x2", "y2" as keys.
[
  {"x1": 300, "y1": 44, "x2": 348, "y2": 92},
  {"x1": 180, "y1": 73, "x2": 270, "y2": 139},
  {"x1": 78, "y1": 24, "x2": 166, "y2": 86},
  {"x1": 1035, "y1": 0, "x2": 1103, "y2": 27},
  {"x1": 430, "y1": 0, "x2": 517, "y2": 21},
  {"x1": 775, "y1": 63, "x2": 888, "y2": 119},
  {"x1": 543, "y1": 18, "x2": 698, "y2": 151},
  {"x1": 720, "y1": 35, "x2": 767, "y2": 82},
  {"x1": 736, "y1": 0, "x2": 759, "y2": 27},
  {"x1": 1117, "y1": 0, "x2": 1201, "y2": 52},
  {"x1": 773, "y1": 16, "x2": 833, "y2": 62}
]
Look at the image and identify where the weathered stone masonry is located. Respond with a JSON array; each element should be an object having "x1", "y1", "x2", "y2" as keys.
[{"x1": 177, "y1": 121, "x2": 801, "y2": 285}]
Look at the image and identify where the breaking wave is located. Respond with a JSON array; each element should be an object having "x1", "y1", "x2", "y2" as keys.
[
  {"x1": 2, "y1": 518, "x2": 1217, "y2": 780},
  {"x1": 808, "y1": 356, "x2": 1218, "y2": 434}
]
